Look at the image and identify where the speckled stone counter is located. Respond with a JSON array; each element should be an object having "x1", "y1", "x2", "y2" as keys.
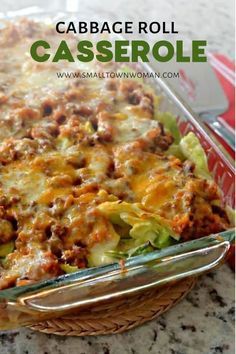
[{"x1": 0, "y1": 0, "x2": 235, "y2": 353}]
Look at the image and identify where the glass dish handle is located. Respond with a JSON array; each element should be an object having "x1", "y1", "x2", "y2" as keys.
[{"x1": 18, "y1": 232, "x2": 234, "y2": 314}]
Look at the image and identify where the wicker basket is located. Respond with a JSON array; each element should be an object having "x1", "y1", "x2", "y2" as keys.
[{"x1": 29, "y1": 277, "x2": 196, "y2": 336}]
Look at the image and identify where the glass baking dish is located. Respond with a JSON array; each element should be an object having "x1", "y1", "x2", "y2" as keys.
[{"x1": 0, "y1": 9, "x2": 235, "y2": 330}]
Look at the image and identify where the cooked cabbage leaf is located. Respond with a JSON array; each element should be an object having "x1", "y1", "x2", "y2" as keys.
[
  {"x1": 156, "y1": 112, "x2": 181, "y2": 143},
  {"x1": 88, "y1": 223, "x2": 120, "y2": 266},
  {"x1": 97, "y1": 201, "x2": 178, "y2": 259},
  {"x1": 97, "y1": 201, "x2": 144, "y2": 226},
  {"x1": 121, "y1": 212, "x2": 175, "y2": 246},
  {"x1": 180, "y1": 132, "x2": 211, "y2": 179},
  {"x1": 0, "y1": 241, "x2": 14, "y2": 258},
  {"x1": 60, "y1": 263, "x2": 78, "y2": 274}
]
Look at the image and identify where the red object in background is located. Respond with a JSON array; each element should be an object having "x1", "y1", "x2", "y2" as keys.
[
  {"x1": 210, "y1": 54, "x2": 235, "y2": 271},
  {"x1": 210, "y1": 54, "x2": 235, "y2": 158}
]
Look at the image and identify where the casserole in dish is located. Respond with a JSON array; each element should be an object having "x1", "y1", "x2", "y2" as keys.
[{"x1": 0, "y1": 11, "x2": 234, "y2": 329}]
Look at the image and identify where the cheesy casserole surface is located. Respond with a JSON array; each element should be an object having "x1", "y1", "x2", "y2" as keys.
[{"x1": 0, "y1": 20, "x2": 230, "y2": 289}]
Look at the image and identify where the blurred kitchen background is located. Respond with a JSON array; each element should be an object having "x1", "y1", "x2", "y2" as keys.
[{"x1": 0, "y1": 0, "x2": 235, "y2": 58}]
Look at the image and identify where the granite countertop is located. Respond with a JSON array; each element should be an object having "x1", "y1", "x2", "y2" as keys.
[{"x1": 0, "y1": 0, "x2": 235, "y2": 353}]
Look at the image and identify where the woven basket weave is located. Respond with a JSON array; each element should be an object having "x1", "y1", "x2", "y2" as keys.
[{"x1": 29, "y1": 277, "x2": 196, "y2": 336}]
